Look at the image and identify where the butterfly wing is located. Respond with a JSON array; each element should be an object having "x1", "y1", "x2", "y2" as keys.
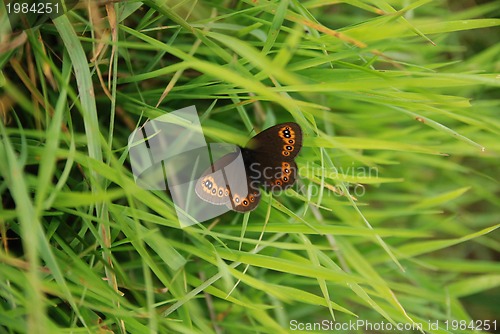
[
  {"x1": 195, "y1": 152, "x2": 237, "y2": 205},
  {"x1": 195, "y1": 150, "x2": 261, "y2": 212},
  {"x1": 244, "y1": 122, "x2": 302, "y2": 191},
  {"x1": 226, "y1": 181, "x2": 261, "y2": 212},
  {"x1": 246, "y1": 122, "x2": 302, "y2": 159}
]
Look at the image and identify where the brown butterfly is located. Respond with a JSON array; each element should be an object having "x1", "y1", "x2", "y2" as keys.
[{"x1": 195, "y1": 122, "x2": 302, "y2": 212}]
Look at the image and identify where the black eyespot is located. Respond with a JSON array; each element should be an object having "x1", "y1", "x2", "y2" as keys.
[
  {"x1": 288, "y1": 139, "x2": 294, "y2": 144},
  {"x1": 285, "y1": 168, "x2": 290, "y2": 173},
  {"x1": 243, "y1": 200, "x2": 248, "y2": 205},
  {"x1": 283, "y1": 177, "x2": 288, "y2": 181},
  {"x1": 212, "y1": 189, "x2": 216, "y2": 194},
  {"x1": 286, "y1": 145, "x2": 292, "y2": 150},
  {"x1": 219, "y1": 189, "x2": 223, "y2": 195},
  {"x1": 283, "y1": 151, "x2": 289, "y2": 156}
]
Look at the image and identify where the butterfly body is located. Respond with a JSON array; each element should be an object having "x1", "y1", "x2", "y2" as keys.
[{"x1": 195, "y1": 122, "x2": 302, "y2": 212}]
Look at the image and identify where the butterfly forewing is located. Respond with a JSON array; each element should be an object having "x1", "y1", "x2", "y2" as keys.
[
  {"x1": 245, "y1": 122, "x2": 302, "y2": 191},
  {"x1": 246, "y1": 122, "x2": 302, "y2": 159}
]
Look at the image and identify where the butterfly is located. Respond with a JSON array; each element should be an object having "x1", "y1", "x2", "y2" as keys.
[{"x1": 195, "y1": 122, "x2": 302, "y2": 212}]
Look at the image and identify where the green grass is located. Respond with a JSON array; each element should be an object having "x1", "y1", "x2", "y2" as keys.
[{"x1": 1, "y1": 0, "x2": 499, "y2": 333}]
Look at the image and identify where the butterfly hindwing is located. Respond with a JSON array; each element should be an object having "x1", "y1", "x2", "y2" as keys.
[
  {"x1": 226, "y1": 182, "x2": 261, "y2": 212},
  {"x1": 195, "y1": 152, "x2": 237, "y2": 205},
  {"x1": 245, "y1": 154, "x2": 298, "y2": 191},
  {"x1": 195, "y1": 150, "x2": 261, "y2": 212}
]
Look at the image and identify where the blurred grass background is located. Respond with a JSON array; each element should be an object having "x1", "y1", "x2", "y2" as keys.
[{"x1": 0, "y1": 0, "x2": 499, "y2": 333}]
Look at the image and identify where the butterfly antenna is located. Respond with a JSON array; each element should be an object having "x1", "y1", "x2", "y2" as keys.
[{"x1": 248, "y1": 126, "x2": 257, "y2": 137}]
